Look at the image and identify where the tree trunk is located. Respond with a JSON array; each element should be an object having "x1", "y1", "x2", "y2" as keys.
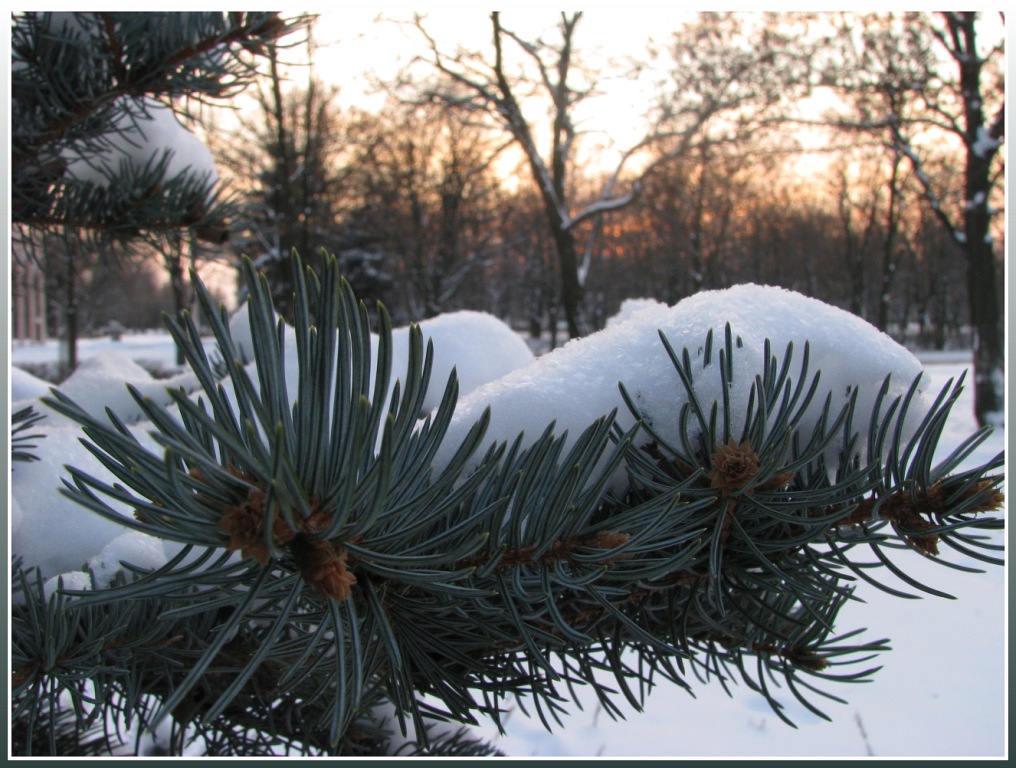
[
  {"x1": 876, "y1": 155, "x2": 903, "y2": 334},
  {"x1": 59, "y1": 244, "x2": 78, "y2": 379},
  {"x1": 839, "y1": 208, "x2": 865, "y2": 319},
  {"x1": 267, "y1": 47, "x2": 296, "y2": 321},
  {"x1": 965, "y1": 237, "x2": 1003, "y2": 426},
  {"x1": 165, "y1": 242, "x2": 188, "y2": 367},
  {"x1": 553, "y1": 226, "x2": 585, "y2": 339},
  {"x1": 953, "y1": 12, "x2": 1004, "y2": 426}
]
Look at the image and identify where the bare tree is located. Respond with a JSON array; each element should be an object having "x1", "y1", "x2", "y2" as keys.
[
  {"x1": 408, "y1": 12, "x2": 640, "y2": 338},
  {"x1": 636, "y1": 141, "x2": 758, "y2": 301},
  {"x1": 874, "y1": 148, "x2": 909, "y2": 335},
  {"x1": 341, "y1": 101, "x2": 507, "y2": 320},
  {"x1": 820, "y1": 11, "x2": 1005, "y2": 425},
  {"x1": 614, "y1": 13, "x2": 819, "y2": 304},
  {"x1": 927, "y1": 12, "x2": 1005, "y2": 427},
  {"x1": 215, "y1": 28, "x2": 361, "y2": 320},
  {"x1": 829, "y1": 154, "x2": 881, "y2": 320},
  {"x1": 640, "y1": 13, "x2": 817, "y2": 187}
]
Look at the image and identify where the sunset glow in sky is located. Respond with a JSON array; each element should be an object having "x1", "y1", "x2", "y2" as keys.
[
  {"x1": 283, "y1": 9, "x2": 1004, "y2": 190},
  {"x1": 292, "y1": 9, "x2": 701, "y2": 175}
]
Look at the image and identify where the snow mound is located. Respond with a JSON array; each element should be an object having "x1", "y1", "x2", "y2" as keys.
[
  {"x1": 23, "y1": 349, "x2": 198, "y2": 427},
  {"x1": 398, "y1": 311, "x2": 535, "y2": 412},
  {"x1": 11, "y1": 424, "x2": 145, "y2": 579},
  {"x1": 433, "y1": 284, "x2": 929, "y2": 488},
  {"x1": 28, "y1": 349, "x2": 153, "y2": 426},
  {"x1": 42, "y1": 571, "x2": 94, "y2": 601},
  {"x1": 606, "y1": 297, "x2": 664, "y2": 328},
  {"x1": 11, "y1": 366, "x2": 52, "y2": 401},
  {"x1": 228, "y1": 304, "x2": 531, "y2": 413},
  {"x1": 86, "y1": 531, "x2": 169, "y2": 589}
]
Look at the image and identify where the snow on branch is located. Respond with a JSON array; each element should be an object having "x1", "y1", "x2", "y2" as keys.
[
  {"x1": 568, "y1": 184, "x2": 641, "y2": 233},
  {"x1": 891, "y1": 127, "x2": 960, "y2": 241}
]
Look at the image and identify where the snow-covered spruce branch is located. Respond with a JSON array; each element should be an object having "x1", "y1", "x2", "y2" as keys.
[
  {"x1": 12, "y1": 254, "x2": 1004, "y2": 756},
  {"x1": 12, "y1": 12, "x2": 302, "y2": 166},
  {"x1": 11, "y1": 12, "x2": 309, "y2": 244}
]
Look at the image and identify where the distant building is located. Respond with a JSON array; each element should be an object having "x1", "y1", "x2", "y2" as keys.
[{"x1": 12, "y1": 247, "x2": 48, "y2": 342}]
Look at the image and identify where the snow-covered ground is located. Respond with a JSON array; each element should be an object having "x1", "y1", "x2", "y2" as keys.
[{"x1": 9, "y1": 303, "x2": 1006, "y2": 758}]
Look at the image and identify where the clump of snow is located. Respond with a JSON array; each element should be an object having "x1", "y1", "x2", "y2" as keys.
[
  {"x1": 42, "y1": 571, "x2": 94, "y2": 601},
  {"x1": 10, "y1": 350, "x2": 204, "y2": 581},
  {"x1": 11, "y1": 307, "x2": 531, "y2": 581},
  {"x1": 22, "y1": 349, "x2": 198, "y2": 428},
  {"x1": 86, "y1": 531, "x2": 169, "y2": 589},
  {"x1": 11, "y1": 354, "x2": 192, "y2": 581},
  {"x1": 606, "y1": 298, "x2": 664, "y2": 328},
  {"x1": 62, "y1": 96, "x2": 220, "y2": 193},
  {"x1": 432, "y1": 284, "x2": 929, "y2": 488},
  {"x1": 971, "y1": 125, "x2": 1001, "y2": 158},
  {"x1": 228, "y1": 303, "x2": 532, "y2": 414},
  {"x1": 393, "y1": 311, "x2": 535, "y2": 413},
  {"x1": 42, "y1": 350, "x2": 155, "y2": 423},
  {"x1": 10, "y1": 424, "x2": 148, "y2": 579}
]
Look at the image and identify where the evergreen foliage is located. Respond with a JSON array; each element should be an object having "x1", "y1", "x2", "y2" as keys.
[
  {"x1": 11, "y1": 10, "x2": 312, "y2": 373},
  {"x1": 11, "y1": 406, "x2": 46, "y2": 464},
  {"x1": 11, "y1": 253, "x2": 1004, "y2": 756},
  {"x1": 12, "y1": 11, "x2": 307, "y2": 246}
]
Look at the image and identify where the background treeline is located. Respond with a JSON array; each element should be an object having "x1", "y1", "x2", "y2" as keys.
[
  {"x1": 214, "y1": 98, "x2": 980, "y2": 352},
  {"x1": 31, "y1": 11, "x2": 1001, "y2": 362}
]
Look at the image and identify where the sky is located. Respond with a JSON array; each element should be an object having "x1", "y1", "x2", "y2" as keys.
[
  {"x1": 266, "y1": 7, "x2": 1007, "y2": 188},
  {"x1": 279, "y1": 8, "x2": 697, "y2": 176}
]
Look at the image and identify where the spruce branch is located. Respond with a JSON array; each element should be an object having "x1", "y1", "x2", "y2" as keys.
[
  {"x1": 12, "y1": 406, "x2": 47, "y2": 464},
  {"x1": 20, "y1": 252, "x2": 1004, "y2": 755},
  {"x1": 11, "y1": 12, "x2": 311, "y2": 245}
]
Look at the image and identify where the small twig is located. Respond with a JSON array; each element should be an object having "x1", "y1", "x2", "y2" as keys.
[{"x1": 854, "y1": 710, "x2": 874, "y2": 756}]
